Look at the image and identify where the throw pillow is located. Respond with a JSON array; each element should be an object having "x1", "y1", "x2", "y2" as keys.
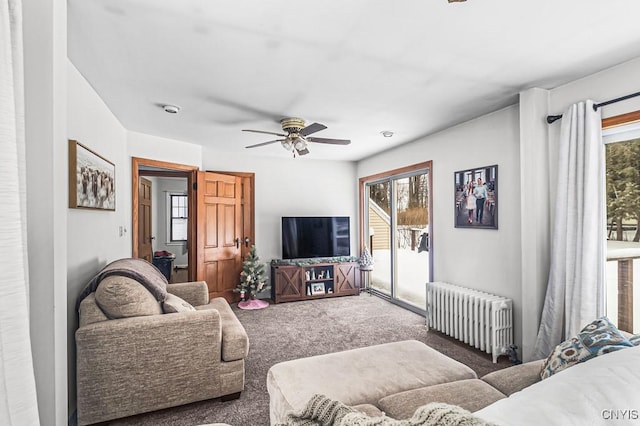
[
  {"x1": 95, "y1": 276, "x2": 163, "y2": 319},
  {"x1": 630, "y1": 334, "x2": 640, "y2": 346},
  {"x1": 540, "y1": 317, "x2": 633, "y2": 380},
  {"x1": 162, "y1": 293, "x2": 196, "y2": 314}
]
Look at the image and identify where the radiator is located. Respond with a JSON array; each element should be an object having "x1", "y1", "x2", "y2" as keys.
[{"x1": 425, "y1": 282, "x2": 513, "y2": 363}]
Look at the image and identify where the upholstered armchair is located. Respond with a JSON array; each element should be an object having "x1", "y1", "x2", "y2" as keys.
[{"x1": 75, "y1": 269, "x2": 249, "y2": 426}]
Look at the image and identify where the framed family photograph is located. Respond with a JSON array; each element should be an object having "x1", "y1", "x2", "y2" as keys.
[
  {"x1": 311, "y1": 282, "x2": 326, "y2": 295},
  {"x1": 454, "y1": 164, "x2": 498, "y2": 229},
  {"x1": 69, "y1": 140, "x2": 116, "y2": 210}
]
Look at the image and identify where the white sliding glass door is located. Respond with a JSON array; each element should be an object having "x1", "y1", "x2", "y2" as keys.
[
  {"x1": 362, "y1": 163, "x2": 432, "y2": 313},
  {"x1": 367, "y1": 181, "x2": 391, "y2": 296},
  {"x1": 394, "y1": 173, "x2": 430, "y2": 308}
]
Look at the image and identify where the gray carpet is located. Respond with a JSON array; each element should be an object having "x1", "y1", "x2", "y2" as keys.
[{"x1": 109, "y1": 294, "x2": 511, "y2": 426}]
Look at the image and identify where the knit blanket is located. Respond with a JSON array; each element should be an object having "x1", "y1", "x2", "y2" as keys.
[
  {"x1": 76, "y1": 258, "x2": 168, "y2": 310},
  {"x1": 277, "y1": 394, "x2": 494, "y2": 426}
]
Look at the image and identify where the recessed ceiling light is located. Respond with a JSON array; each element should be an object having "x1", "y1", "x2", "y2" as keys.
[
  {"x1": 381, "y1": 130, "x2": 394, "y2": 138},
  {"x1": 163, "y1": 104, "x2": 181, "y2": 114}
]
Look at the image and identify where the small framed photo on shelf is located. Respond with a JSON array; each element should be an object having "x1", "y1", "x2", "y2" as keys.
[{"x1": 311, "y1": 282, "x2": 326, "y2": 295}]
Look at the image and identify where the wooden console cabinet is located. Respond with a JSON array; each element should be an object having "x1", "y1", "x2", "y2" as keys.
[{"x1": 271, "y1": 262, "x2": 360, "y2": 303}]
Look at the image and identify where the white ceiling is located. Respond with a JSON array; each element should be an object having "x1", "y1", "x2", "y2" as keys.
[{"x1": 68, "y1": 0, "x2": 640, "y2": 161}]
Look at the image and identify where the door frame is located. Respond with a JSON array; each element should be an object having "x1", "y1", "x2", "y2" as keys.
[{"x1": 132, "y1": 157, "x2": 199, "y2": 280}]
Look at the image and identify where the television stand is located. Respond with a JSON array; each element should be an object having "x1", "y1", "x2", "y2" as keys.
[{"x1": 271, "y1": 260, "x2": 360, "y2": 303}]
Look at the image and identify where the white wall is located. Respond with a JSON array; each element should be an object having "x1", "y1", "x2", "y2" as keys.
[
  {"x1": 66, "y1": 61, "x2": 129, "y2": 416},
  {"x1": 202, "y1": 152, "x2": 359, "y2": 263},
  {"x1": 23, "y1": 0, "x2": 68, "y2": 424},
  {"x1": 550, "y1": 57, "x2": 640, "y2": 123},
  {"x1": 128, "y1": 131, "x2": 203, "y2": 169},
  {"x1": 357, "y1": 106, "x2": 524, "y2": 350},
  {"x1": 518, "y1": 88, "x2": 552, "y2": 361}
]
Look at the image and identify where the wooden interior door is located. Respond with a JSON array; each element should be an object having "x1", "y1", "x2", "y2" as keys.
[
  {"x1": 196, "y1": 171, "x2": 242, "y2": 302},
  {"x1": 138, "y1": 177, "x2": 153, "y2": 262}
]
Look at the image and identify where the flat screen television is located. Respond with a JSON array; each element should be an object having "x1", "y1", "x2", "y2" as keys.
[{"x1": 282, "y1": 216, "x2": 350, "y2": 259}]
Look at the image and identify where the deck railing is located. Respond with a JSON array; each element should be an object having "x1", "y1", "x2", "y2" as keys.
[{"x1": 606, "y1": 241, "x2": 640, "y2": 334}]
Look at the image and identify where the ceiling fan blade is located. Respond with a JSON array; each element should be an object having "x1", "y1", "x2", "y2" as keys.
[
  {"x1": 299, "y1": 122, "x2": 327, "y2": 137},
  {"x1": 307, "y1": 137, "x2": 351, "y2": 145},
  {"x1": 245, "y1": 139, "x2": 285, "y2": 149},
  {"x1": 242, "y1": 129, "x2": 286, "y2": 137}
]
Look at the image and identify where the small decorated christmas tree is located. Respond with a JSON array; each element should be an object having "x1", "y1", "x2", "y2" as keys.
[
  {"x1": 359, "y1": 246, "x2": 374, "y2": 270},
  {"x1": 235, "y1": 245, "x2": 270, "y2": 300}
]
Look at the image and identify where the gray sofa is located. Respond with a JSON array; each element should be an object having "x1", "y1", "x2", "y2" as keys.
[
  {"x1": 76, "y1": 277, "x2": 249, "y2": 425},
  {"x1": 267, "y1": 340, "x2": 542, "y2": 424}
]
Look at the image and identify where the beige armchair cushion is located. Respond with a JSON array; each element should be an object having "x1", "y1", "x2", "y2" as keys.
[
  {"x1": 378, "y1": 379, "x2": 505, "y2": 420},
  {"x1": 197, "y1": 297, "x2": 249, "y2": 362},
  {"x1": 481, "y1": 359, "x2": 544, "y2": 396},
  {"x1": 95, "y1": 276, "x2": 162, "y2": 319},
  {"x1": 162, "y1": 293, "x2": 196, "y2": 313},
  {"x1": 167, "y1": 281, "x2": 209, "y2": 306},
  {"x1": 78, "y1": 293, "x2": 108, "y2": 327}
]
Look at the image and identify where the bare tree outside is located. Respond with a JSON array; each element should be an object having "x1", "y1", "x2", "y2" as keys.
[{"x1": 606, "y1": 138, "x2": 640, "y2": 242}]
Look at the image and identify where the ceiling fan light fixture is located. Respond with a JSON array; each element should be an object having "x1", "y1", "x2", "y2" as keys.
[
  {"x1": 293, "y1": 137, "x2": 307, "y2": 151},
  {"x1": 282, "y1": 140, "x2": 293, "y2": 151}
]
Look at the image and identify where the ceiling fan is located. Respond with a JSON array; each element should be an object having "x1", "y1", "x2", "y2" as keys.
[{"x1": 243, "y1": 118, "x2": 351, "y2": 157}]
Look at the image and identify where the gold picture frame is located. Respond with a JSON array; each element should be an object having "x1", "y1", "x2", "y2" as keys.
[{"x1": 68, "y1": 140, "x2": 116, "y2": 210}]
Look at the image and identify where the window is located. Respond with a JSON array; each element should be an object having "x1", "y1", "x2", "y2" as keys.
[
  {"x1": 602, "y1": 113, "x2": 640, "y2": 334},
  {"x1": 170, "y1": 194, "x2": 188, "y2": 242}
]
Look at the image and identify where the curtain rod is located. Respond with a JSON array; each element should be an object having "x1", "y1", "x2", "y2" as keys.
[{"x1": 546, "y1": 90, "x2": 640, "y2": 124}]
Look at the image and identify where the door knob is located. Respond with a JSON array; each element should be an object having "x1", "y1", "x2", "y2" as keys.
[
  {"x1": 244, "y1": 237, "x2": 250, "y2": 247},
  {"x1": 235, "y1": 237, "x2": 241, "y2": 249}
]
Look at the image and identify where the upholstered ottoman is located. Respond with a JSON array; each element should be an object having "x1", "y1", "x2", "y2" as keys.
[{"x1": 267, "y1": 340, "x2": 476, "y2": 424}]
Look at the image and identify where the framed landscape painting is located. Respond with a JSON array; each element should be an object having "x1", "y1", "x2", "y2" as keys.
[
  {"x1": 69, "y1": 140, "x2": 116, "y2": 210},
  {"x1": 454, "y1": 164, "x2": 497, "y2": 229}
]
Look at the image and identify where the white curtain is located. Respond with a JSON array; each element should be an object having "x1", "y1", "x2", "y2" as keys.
[
  {"x1": 0, "y1": 0, "x2": 40, "y2": 424},
  {"x1": 533, "y1": 100, "x2": 605, "y2": 359}
]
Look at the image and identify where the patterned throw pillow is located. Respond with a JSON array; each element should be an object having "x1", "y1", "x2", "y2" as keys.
[
  {"x1": 540, "y1": 317, "x2": 633, "y2": 380},
  {"x1": 630, "y1": 334, "x2": 640, "y2": 346}
]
